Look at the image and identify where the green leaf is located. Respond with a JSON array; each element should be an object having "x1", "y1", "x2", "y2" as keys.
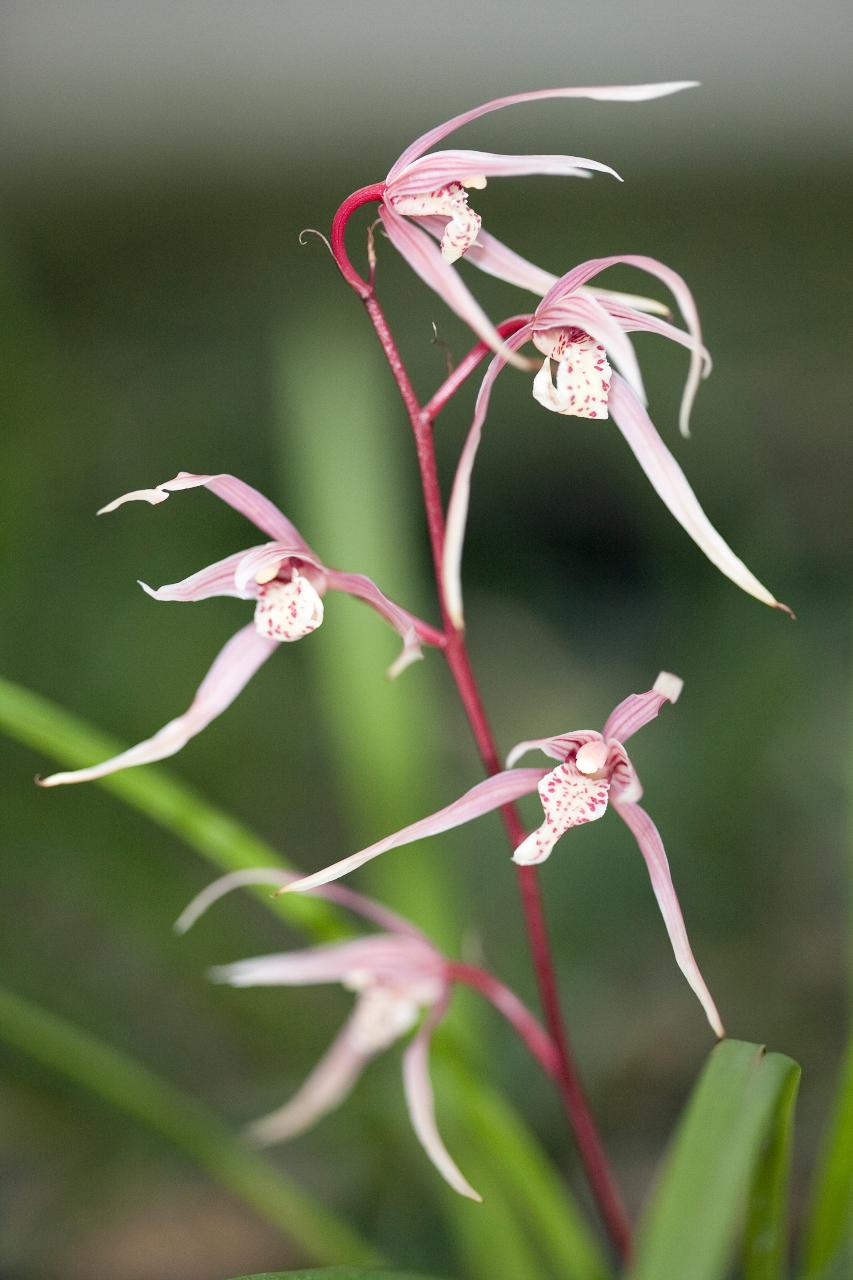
[
  {"x1": 801, "y1": 1030, "x2": 853, "y2": 1279},
  {"x1": 628, "y1": 1039, "x2": 800, "y2": 1280},
  {"x1": 743, "y1": 1044, "x2": 800, "y2": 1280},
  {"x1": 0, "y1": 984, "x2": 380, "y2": 1267}
]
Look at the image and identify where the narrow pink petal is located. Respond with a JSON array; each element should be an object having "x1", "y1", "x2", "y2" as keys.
[
  {"x1": 388, "y1": 149, "x2": 619, "y2": 197},
  {"x1": 608, "y1": 376, "x2": 787, "y2": 610},
  {"x1": 324, "y1": 569, "x2": 429, "y2": 678},
  {"x1": 379, "y1": 209, "x2": 531, "y2": 368},
  {"x1": 506, "y1": 730, "x2": 602, "y2": 768},
  {"x1": 441, "y1": 325, "x2": 533, "y2": 627},
  {"x1": 538, "y1": 254, "x2": 705, "y2": 436},
  {"x1": 402, "y1": 994, "x2": 481, "y2": 1200},
  {"x1": 247, "y1": 1012, "x2": 372, "y2": 1146},
  {"x1": 603, "y1": 671, "x2": 684, "y2": 745},
  {"x1": 234, "y1": 542, "x2": 326, "y2": 594},
  {"x1": 460, "y1": 228, "x2": 671, "y2": 316},
  {"x1": 512, "y1": 759, "x2": 610, "y2": 865},
  {"x1": 175, "y1": 868, "x2": 427, "y2": 939},
  {"x1": 37, "y1": 625, "x2": 277, "y2": 786},
  {"x1": 605, "y1": 304, "x2": 712, "y2": 373},
  {"x1": 210, "y1": 934, "x2": 442, "y2": 989},
  {"x1": 388, "y1": 83, "x2": 698, "y2": 177},
  {"x1": 99, "y1": 471, "x2": 314, "y2": 548},
  {"x1": 281, "y1": 768, "x2": 547, "y2": 894},
  {"x1": 614, "y1": 799, "x2": 724, "y2": 1036},
  {"x1": 140, "y1": 548, "x2": 257, "y2": 603}
]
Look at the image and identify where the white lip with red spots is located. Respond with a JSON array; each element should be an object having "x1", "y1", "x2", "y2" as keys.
[
  {"x1": 389, "y1": 176, "x2": 486, "y2": 263},
  {"x1": 253, "y1": 570, "x2": 325, "y2": 642},
  {"x1": 532, "y1": 326, "x2": 612, "y2": 420}
]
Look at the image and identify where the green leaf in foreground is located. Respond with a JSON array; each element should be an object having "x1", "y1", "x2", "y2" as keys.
[
  {"x1": 629, "y1": 1039, "x2": 800, "y2": 1280},
  {"x1": 801, "y1": 1029, "x2": 853, "y2": 1279},
  {"x1": 0, "y1": 984, "x2": 379, "y2": 1267}
]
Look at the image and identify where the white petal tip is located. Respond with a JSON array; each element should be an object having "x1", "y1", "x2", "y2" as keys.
[
  {"x1": 776, "y1": 601, "x2": 796, "y2": 620},
  {"x1": 653, "y1": 671, "x2": 683, "y2": 704}
]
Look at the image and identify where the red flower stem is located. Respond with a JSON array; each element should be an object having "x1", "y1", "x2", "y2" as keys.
[
  {"x1": 424, "y1": 317, "x2": 532, "y2": 422},
  {"x1": 330, "y1": 191, "x2": 631, "y2": 1260}
]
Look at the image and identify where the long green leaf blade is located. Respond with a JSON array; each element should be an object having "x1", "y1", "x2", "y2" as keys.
[
  {"x1": 0, "y1": 984, "x2": 380, "y2": 1267},
  {"x1": 629, "y1": 1039, "x2": 800, "y2": 1280},
  {"x1": 801, "y1": 1031, "x2": 853, "y2": 1279},
  {"x1": 743, "y1": 1046, "x2": 800, "y2": 1280}
]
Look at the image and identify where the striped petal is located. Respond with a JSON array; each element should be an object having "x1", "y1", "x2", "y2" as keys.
[
  {"x1": 388, "y1": 83, "x2": 698, "y2": 177},
  {"x1": 280, "y1": 768, "x2": 547, "y2": 894},
  {"x1": 325, "y1": 569, "x2": 429, "y2": 678},
  {"x1": 614, "y1": 799, "x2": 724, "y2": 1037},
  {"x1": 603, "y1": 671, "x2": 683, "y2": 746},
  {"x1": 441, "y1": 325, "x2": 533, "y2": 628},
  {"x1": 37, "y1": 624, "x2": 277, "y2": 786},
  {"x1": 140, "y1": 548, "x2": 257, "y2": 603},
  {"x1": 506, "y1": 729, "x2": 602, "y2": 768},
  {"x1": 99, "y1": 471, "x2": 314, "y2": 549},
  {"x1": 388, "y1": 149, "x2": 619, "y2": 198},
  {"x1": 608, "y1": 376, "x2": 789, "y2": 612}
]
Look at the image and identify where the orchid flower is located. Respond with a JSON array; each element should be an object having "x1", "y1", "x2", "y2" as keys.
[
  {"x1": 178, "y1": 868, "x2": 552, "y2": 1200},
  {"x1": 278, "y1": 673, "x2": 722, "y2": 1036},
  {"x1": 441, "y1": 254, "x2": 790, "y2": 627},
  {"x1": 38, "y1": 473, "x2": 443, "y2": 787},
  {"x1": 377, "y1": 83, "x2": 698, "y2": 358}
]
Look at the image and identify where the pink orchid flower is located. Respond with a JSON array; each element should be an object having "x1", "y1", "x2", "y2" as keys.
[
  {"x1": 278, "y1": 673, "x2": 722, "y2": 1036},
  {"x1": 441, "y1": 255, "x2": 790, "y2": 627},
  {"x1": 38, "y1": 473, "x2": 443, "y2": 787},
  {"x1": 177, "y1": 869, "x2": 551, "y2": 1201},
  {"x1": 377, "y1": 83, "x2": 698, "y2": 358}
]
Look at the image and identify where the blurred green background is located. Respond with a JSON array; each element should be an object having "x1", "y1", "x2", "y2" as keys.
[{"x1": 1, "y1": 3, "x2": 850, "y2": 1277}]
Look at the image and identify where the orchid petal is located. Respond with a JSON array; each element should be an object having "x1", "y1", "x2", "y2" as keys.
[
  {"x1": 388, "y1": 149, "x2": 619, "y2": 197},
  {"x1": 247, "y1": 1011, "x2": 373, "y2": 1146},
  {"x1": 325, "y1": 569, "x2": 428, "y2": 678},
  {"x1": 281, "y1": 768, "x2": 547, "y2": 894},
  {"x1": 461, "y1": 227, "x2": 671, "y2": 315},
  {"x1": 388, "y1": 83, "x2": 699, "y2": 177},
  {"x1": 603, "y1": 671, "x2": 683, "y2": 745},
  {"x1": 140, "y1": 548, "x2": 256, "y2": 603},
  {"x1": 512, "y1": 759, "x2": 610, "y2": 866},
  {"x1": 402, "y1": 993, "x2": 481, "y2": 1200},
  {"x1": 175, "y1": 868, "x2": 427, "y2": 939},
  {"x1": 614, "y1": 799, "x2": 724, "y2": 1037},
  {"x1": 379, "y1": 209, "x2": 531, "y2": 368},
  {"x1": 99, "y1": 472, "x2": 314, "y2": 549},
  {"x1": 210, "y1": 933, "x2": 443, "y2": 990},
  {"x1": 234, "y1": 542, "x2": 326, "y2": 594},
  {"x1": 538, "y1": 255, "x2": 705, "y2": 436},
  {"x1": 608, "y1": 376, "x2": 787, "y2": 611},
  {"x1": 442, "y1": 325, "x2": 533, "y2": 628},
  {"x1": 38, "y1": 624, "x2": 277, "y2": 786},
  {"x1": 506, "y1": 730, "x2": 602, "y2": 768}
]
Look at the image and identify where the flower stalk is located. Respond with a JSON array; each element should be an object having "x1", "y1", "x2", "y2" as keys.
[{"x1": 330, "y1": 186, "x2": 632, "y2": 1260}]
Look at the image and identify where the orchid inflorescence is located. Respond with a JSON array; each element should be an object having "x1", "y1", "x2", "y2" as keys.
[{"x1": 41, "y1": 84, "x2": 788, "y2": 1236}]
